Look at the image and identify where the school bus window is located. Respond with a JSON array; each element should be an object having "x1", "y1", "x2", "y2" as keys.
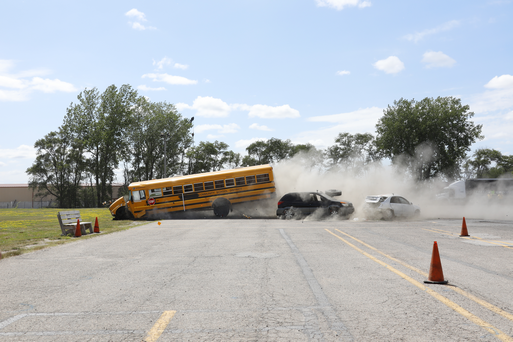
[
  {"x1": 256, "y1": 174, "x2": 269, "y2": 183},
  {"x1": 139, "y1": 190, "x2": 146, "y2": 200},
  {"x1": 132, "y1": 191, "x2": 140, "y2": 202},
  {"x1": 246, "y1": 175, "x2": 256, "y2": 184},
  {"x1": 194, "y1": 183, "x2": 204, "y2": 192},
  {"x1": 149, "y1": 188, "x2": 162, "y2": 197},
  {"x1": 215, "y1": 180, "x2": 225, "y2": 189},
  {"x1": 205, "y1": 181, "x2": 214, "y2": 191},
  {"x1": 163, "y1": 187, "x2": 173, "y2": 196},
  {"x1": 225, "y1": 178, "x2": 235, "y2": 187},
  {"x1": 173, "y1": 185, "x2": 183, "y2": 194},
  {"x1": 235, "y1": 177, "x2": 245, "y2": 186},
  {"x1": 184, "y1": 184, "x2": 193, "y2": 193}
]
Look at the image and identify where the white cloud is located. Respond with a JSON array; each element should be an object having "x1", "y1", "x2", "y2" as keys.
[
  {"x1": 125, "y1": 9, "x2": 147, "y2": 21},
  {"x1": 30, "y1": 77, "x2": 77, "y2": 93},
  {"x1": 235, "y1": 138, "x2": 267, "y2": 149},
  {"x1": 137, "y1": 85, "x2": 166, "y2": 91},
  {"x1": 131, "y1": 22, "x2": 156, "y2": 31},
  {"x1": 153, "y1": 57, "x2": 172, "y2": 70},
  {"x1": 315, "y1": 0, "x2": 371, "y2": 10},
  {"x1": 142, "y1": 73, "x2": 197, "y2": 85},
  {"x1": 373, "y1": 56, "x2": 404, "y2": 74},
  {"x1": 336, "y1": 70, "x2": 351, "y2": 76},
  {"x1": 247, "y1": 104, "x2": 300, "y2": 119},
  {"x1": 249, "y1": 123, "x2": 273, "y2": 131},
  {"x1": 299, "y1": 107, "x2": 382, "y2": 148},
  {"x1": 0, "y1": 145, "x2": 36, "y2": 159},
  {"x1": 421, "y1": 51, "x2": 456, "y2": 68},
  {"x1": 174, "y1": 63, "x2": 189, "y2": 70},
  {"x1": 177, "y1": 96, "x2": 300, "y2": 119},
  {"x1": 469, "y1": 75, "x2": 513, "y2": 113},
  {"x1": 177, "y1": 96, "x2": 231, "y2": 117},
  {"x1": 485, "y1": 75, "x2": 513, "y2": 89},
  {"x1": 125, "y1": 8, "x2": 156, "y2": 30},
  {"x1": 196, "y1": 123, "x2": 240, "y2": 134},
  {"x1": 0, "y1": 60, "x2": 77, "y2": 101},
  {"x1": 207, "y1": 134, "x2": 224, "y2": 139},
  {"x1": 404, "y1": 20, "x2": 460, "y2": 43}
]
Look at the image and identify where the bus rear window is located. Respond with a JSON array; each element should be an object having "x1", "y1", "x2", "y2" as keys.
[
  {"x1": 215, "y1": 180, "x2": 225, "y2": 189},
  {"x1": 173, "y1": 185, "x2": 183, "y2": 194},
  {"x1": 225, "y1": 178, "x2": 235, "y2": 187},
  {"x1": 235, "y1": 177, "x2": 245, "y2": 186},
  {"x1": 246, "y1": 175, "x2": 256, "y2": 185},
  {"x1": 184, "y1": 184, "x2": 193, "y2": 193},
  {"x1": 256, "y1": 174, "x2": 269, "y2": 183},
  {"x1": 194, "y1": 183, "x2": 204, "y2": 191},
  {"x1": 204, "y1": 181, "x2": 214, "y2": 191}
]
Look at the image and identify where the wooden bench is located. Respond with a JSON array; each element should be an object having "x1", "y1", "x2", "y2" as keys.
[{"x1": 57, "y1": 211, "x2": 93, "y2": 236}]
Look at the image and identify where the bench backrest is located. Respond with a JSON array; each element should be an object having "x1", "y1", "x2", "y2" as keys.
[{"x1": 58, "y1": 210, "x2": 82, "y2": 225}]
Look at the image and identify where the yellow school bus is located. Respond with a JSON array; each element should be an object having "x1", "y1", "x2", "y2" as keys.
[{"x1": 109, "y1": 164, "x2": 276, "y2": 219}]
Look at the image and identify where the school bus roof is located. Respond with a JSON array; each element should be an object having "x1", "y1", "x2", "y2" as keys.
[{"x1": 128, "y1": 164, "x2": 273, "y2": 189}]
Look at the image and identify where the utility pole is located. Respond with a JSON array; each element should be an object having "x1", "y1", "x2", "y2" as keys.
[{"x1": 160, "y1": 132, "x2": 170, "y2": 177}]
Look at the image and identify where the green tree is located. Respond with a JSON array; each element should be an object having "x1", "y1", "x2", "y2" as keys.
[
  {"x1": 242, "y1": 138, "x2": 296, "y2": 166},
  {"x1": 187, "y1": 141, "x2": 231, "y2": 173},
  {"x1": 128, "y1": 100, "x2": 193, "y2": 181},
  {"x1": 64, "y1": 85, "x2": 141, "y2": 207},
  {"x1": 465, "y1": 149, "x2": 513, "y2": 178},
  {"x1": 375, "y1": 97, "x2": 483, "y2": 181},
  {"x1": 326, "y1": 132, "x2": 380, "y2": 175},
  {"x1": 27, "y1": 129, "x2": 85, "y2": 208}
]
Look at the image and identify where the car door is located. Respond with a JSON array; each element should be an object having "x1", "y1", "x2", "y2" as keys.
[
  {"x1": 398, "y1": 197, "x2": 415, "y2": 217},
  {"x1": 389, "y1": 196, "x2": 404, "y2": 216}
]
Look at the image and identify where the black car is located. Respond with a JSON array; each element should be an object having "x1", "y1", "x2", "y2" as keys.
[{"x1": 276, "y1": 192, "x2": 354, "y2": 219}]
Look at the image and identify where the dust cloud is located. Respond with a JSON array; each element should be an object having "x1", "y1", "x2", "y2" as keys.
[{"x1": 271, "y1": 153, "x2": 512, "y2": 222}]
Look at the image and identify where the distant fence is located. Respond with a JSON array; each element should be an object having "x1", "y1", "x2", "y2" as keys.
[{"x1": 0, "y1": 200, "x2": 54, "y2": 209}]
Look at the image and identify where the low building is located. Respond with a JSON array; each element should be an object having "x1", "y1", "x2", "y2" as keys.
[{"x1": 0, "y1": 184, "x2": 124, "y2": 208}]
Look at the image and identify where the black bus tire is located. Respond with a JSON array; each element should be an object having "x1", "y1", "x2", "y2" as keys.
[{"x1": 213, "y1": 198, "x2": 231, "y2": 218}]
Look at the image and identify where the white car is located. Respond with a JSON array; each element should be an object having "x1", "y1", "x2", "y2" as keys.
[{"x1": 363, "y1": 194, "x2": 420, "y2": 220}]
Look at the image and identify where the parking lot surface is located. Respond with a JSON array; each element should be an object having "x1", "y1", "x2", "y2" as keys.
[{"x1": 1, "y1": 217, "x2": 513, "y2": 341}]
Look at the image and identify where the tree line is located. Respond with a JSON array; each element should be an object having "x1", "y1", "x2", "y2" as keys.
[{"x1": 27, "y1": 85, "x2": 511, "y2": 208}]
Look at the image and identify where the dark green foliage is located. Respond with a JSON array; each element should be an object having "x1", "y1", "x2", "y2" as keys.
[
  {"x1": 325, "y1": 132, "x2": 381, "y2": 175},
  {"x1": 375, "y1": 97, "x2": 483, "y2": 181}
]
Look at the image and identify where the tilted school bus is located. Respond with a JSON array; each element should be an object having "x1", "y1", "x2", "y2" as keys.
[{"x1": 109, "y1": 164, "x2": 276, "y2": 219}]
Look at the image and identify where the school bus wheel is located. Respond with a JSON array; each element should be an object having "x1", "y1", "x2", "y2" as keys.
[{"x1": 212, "y1": 198, "x2": 231, "y2": 218}]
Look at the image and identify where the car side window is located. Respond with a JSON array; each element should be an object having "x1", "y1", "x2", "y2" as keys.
[
  {"x1": 390, "y1": 196, "x2": 399, "y2": 204},
  {"x1": 399, "y1": 197, "x2": 410, "y2": 204}
]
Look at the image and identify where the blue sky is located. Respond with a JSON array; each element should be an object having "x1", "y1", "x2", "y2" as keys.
[{"x1": 1, "y1": 0, "x2": 512, "y2": 183}]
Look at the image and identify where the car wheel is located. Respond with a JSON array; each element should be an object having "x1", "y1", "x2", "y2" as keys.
[
  {"x1": 382, "y1": 209, "x2": 394, "y2": 221},
  {"x1": 328, "y1": 207, "x2": 339, "y2": 216},
  {"x1": 283, "y1": 208, "x2": 297, "y2": 220}
]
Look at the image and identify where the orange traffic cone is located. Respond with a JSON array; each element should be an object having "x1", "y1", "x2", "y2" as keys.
[
  {"x1": 158, "y1": 222, "x2": 161, "y2": 226},
  {"x1": 75, "y1": 219, "x2": 82, "y2": 237},
  {"x1": 94, "y1": 217, "x2": 100, "y2": 233},
  {"x1": 460, "y1": 217, "x2": 469, "y2": 237},
  {"x1": 424, "y1": 241, "x2": 448, "y2": 284}
]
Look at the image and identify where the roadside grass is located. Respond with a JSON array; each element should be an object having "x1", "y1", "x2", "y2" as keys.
[{"x1": 0, "y1": 208, "x2": 145, "y2": 259}]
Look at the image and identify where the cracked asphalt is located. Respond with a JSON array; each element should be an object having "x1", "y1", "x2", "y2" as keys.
[{"x1": 1, "y1": 217, "x2": 513, "y2": 341}]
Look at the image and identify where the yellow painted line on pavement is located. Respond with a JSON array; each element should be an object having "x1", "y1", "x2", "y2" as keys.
[
  {"x1": 144, "y1": 310, "x2": 176, "y2": 342},
  {"x1": 422, "y1": 227, "x2": 513, "y2": 249},
  {"x1": 334, "y1": 229, "x2": 513, "y2": 324},
  {"x1": 326, "y1": 229, "x2": 513, "y2": 341}
]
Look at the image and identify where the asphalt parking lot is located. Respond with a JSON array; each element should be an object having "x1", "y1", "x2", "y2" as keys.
[{"x1": 1, "y1": 217, "x2": 513, "y2": 341}]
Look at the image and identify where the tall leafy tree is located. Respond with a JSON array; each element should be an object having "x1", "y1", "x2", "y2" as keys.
[
  {"x1": 326, "y1": 132, "x2": 380, "y2": 175},
  {"x1": 27, "y1": 129, "x2": 85, "y2": 208},
  {"x1": 375, "y1": 97, "x2": 483, "y2": 181},
  {"x1": 187, "y1": 141, "x2": 230, "y2": 173},
  {"x1": 465, "y1": 149, "x2": 513, "y2": 178},
  {"x1": 127, "y1": 100, "x2": 193, "y2": 181},
  {"x1": 64, "y1": 85, "x2": 140, "y2": 206}
]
